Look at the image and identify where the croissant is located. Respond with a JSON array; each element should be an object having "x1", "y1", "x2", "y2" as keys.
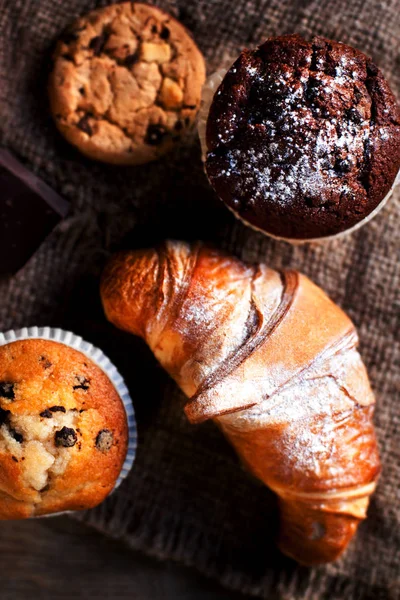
[{"x1": 100, "y1": 240, "x2": 380, "y2": 565}]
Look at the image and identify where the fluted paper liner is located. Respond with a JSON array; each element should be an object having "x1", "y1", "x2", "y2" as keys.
[{"x1": 0, "y1": 326, "x2": 137, "y2": 507}]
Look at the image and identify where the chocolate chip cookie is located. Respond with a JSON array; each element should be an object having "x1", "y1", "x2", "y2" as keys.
[
  {"x1": 205, "y1": 34, "x2": 400, "y2": 240},
  {"x1": 49, "y1": 3, "x2": 206, "y2": 165},
  {"x1": 0, "y1": 339, "x2": 128, "y2": 518}
]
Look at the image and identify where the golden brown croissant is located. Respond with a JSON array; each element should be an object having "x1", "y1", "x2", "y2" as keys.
[{"x1": 100, "y1": 240, "x2": 380, "y2": 565}]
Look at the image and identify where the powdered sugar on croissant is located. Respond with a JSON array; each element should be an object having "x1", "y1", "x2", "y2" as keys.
[{"x1": 101, "y1": 240, "x2": 380, "y2": 565}]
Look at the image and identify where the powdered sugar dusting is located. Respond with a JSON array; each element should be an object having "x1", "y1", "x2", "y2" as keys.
[
  {"x1": 205, "y1": 33, "x2": 400, "y2": 243},
  {"x1": 218, "y1": 348, "x2": 369, "y2": 480},
  {"x1": 279, "y1": 415, "x2": 341, "y2": 478},
  {"x1": 209, "y1": 51, "x2": 374, "y2": 210}
]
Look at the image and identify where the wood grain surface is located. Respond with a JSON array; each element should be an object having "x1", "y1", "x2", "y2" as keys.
[{"x1": 0, "y1": 517, "x2": 245, "y2": 599}]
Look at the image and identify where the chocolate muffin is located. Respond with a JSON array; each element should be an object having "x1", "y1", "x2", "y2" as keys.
[
  {"x1": 0, "y1": 339, "x2": 128, "y2": 518},
  {"x1": 204, "y1": 35, "x2": 400, "y2": 240}
]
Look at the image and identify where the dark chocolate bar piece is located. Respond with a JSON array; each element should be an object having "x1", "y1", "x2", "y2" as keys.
[{"x1": 0, "y1": 149, "x2": 69, "y2": 275}]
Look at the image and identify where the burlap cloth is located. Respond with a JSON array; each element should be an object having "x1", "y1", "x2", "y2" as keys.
[{"x1": 0, "y1": 1, "x2": 399, "y2": 598}]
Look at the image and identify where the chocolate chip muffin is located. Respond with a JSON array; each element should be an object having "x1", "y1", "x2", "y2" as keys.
[
  {"x1": 0, "y1": 339, "x2": 128, "y2": 518},
  {"x1": 204, "y1": 34, "x2": 400, "y2": 240},
  {"x1": 49, "y1": 2, "x2": 206, "y2": 165}
]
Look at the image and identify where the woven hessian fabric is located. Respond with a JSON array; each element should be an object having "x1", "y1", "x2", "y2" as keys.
[{"x1": 0, "y1": 1, "x2": 399, "y2": 598}]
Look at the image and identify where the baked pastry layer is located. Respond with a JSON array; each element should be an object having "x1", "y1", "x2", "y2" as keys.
[{"x1": 101, "y1": 240, "x2": 381, "y2": 564}]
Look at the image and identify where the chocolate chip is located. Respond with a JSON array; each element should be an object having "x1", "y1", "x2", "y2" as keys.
[
  {"x1": 151, "y1": 24, "x2": 158, "y2": 34},
  {"x1": 346, "y1": 107, "x2": 363, "y2": 124},
  {"x1": 10, "y1": 429, "x2": 23, "y2": 443},
  {"x1": 11, "y1": 456, "x2": 18, "y2": 463},
  {"x1": 145, "y1": 124, "x2": 167, "y2": 146},
  {"x1": 77, "y1": 115, "x2": 93, "y2": 136},
  {"x1": 334, "y1": 158, "x2": 352, "y2": 175},
  {"x1": 123, "y1": 53, "x2": 138, "y2": 68},
  {"x1": 95, "y1": 429, "x2": 113, "y2": 453},
  {"x1": 79, "y1": 87, "x2": 85, "y2": 95},
  {"x1": 39, "y1": 356, "x2": 52, "y2": 369},
  {"x1": 89, "y1": 31, "x2": 109, "y2": 56},
  {"x1": 62, "y1": 53, "x2": 74, "y2": 62},
  {"x1": 49, "y1": 406, "x2": 66, "y2": 413},
  {"x1": 55, "y1": 427, "x2": 77, "y2": 448},
  {"x1": 160, "y1": 26, "x2": 170, "y2": 40},
  {"x1": 0, "y1": 382, "x2": 15, "y2": 400},
  {"x1": 0, "y1": 407, "x2": 10, "y2": 425},
  {"x1": 73, "y1": 376, "x2": 90, "y2": 391},
  {"x1": 40, "y1": 409, "x2": 53, "y2": 418}
]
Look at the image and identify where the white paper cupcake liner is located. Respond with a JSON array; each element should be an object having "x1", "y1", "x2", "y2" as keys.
[
  {"x1": 0, "y1": 326, "x2": 137, "y2": 505},
  {"x1": 198, "y1": 67, "x2": 400, "y2": 244}
]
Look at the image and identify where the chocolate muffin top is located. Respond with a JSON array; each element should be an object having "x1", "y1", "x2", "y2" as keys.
[{"x1": 205, "y1": 34, "x2": 400, "y2": 239}]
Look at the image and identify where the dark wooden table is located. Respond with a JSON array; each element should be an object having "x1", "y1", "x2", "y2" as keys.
[{"x1": 0, "y1": 517, "x2": 246, "y2": 599}]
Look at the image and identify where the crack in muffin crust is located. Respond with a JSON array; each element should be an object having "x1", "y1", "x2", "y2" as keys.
[
  {"x1": 49, "y1": 2, "x2": 205, "y2": 165},
  {"x1": 205, "y1": 34, "x2": 400, "y2": 239}
]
